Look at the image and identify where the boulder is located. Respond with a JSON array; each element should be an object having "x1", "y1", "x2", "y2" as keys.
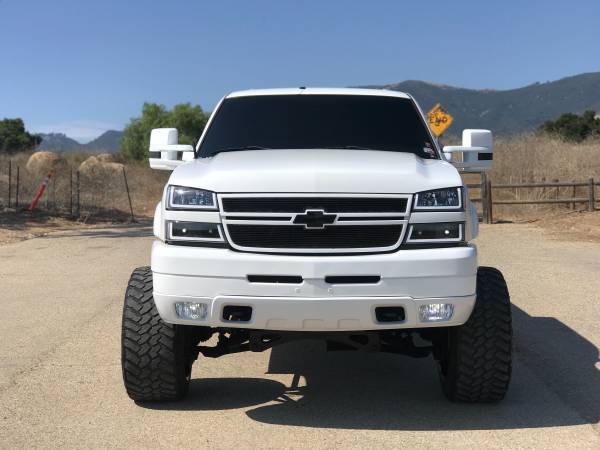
[
  {"x1": 78, "y1": 155, "x2": 124, "y2": 178},
  {"x1": 96, "y1": 153, "x2": 116, "y2": 163},
  {"x1": 26, "y1": 151, "x2": 65, "y2": 176}
]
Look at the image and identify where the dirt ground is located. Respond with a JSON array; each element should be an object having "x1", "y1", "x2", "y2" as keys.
[
  {"x1": 0, "y1": 222, "x2": 598, "y2": 449},
  {"x1": 530, "y1": 210, "x2": 600, "y2": 242},
  {"x1": 0, "y1": 212, "x2": 149, "y2": 246}
]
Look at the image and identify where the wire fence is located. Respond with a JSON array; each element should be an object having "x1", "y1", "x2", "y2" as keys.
[
  {"x1": 1, "y1": 158, "x2": 598, "y2": 225},
  {"x1": 0, "y1": 158, "x2": 168, "y2": 222}
]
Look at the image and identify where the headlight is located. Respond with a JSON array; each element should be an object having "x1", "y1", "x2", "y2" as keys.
[
  {"x1": 406, "y1": 222, "x2": 463, "y2": 243},
  {"x1": 414, "y1": 187, "x2": 461, "y2": 210},
  {"x1": 167, "y1": 221, "x2": 224, "y2": 242},
  {"x1": 167, "y1": 185, "x2": 217, "y2": 210}
]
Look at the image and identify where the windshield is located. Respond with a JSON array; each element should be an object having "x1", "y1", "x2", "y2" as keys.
[{"x1": 198, "y1": 94, "x2": 438, "y2": 159}]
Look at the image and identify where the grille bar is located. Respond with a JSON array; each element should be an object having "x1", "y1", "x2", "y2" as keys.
[
  {"x1": 227, "y1": 224, "x2": 403, "y2": 249},
  {"x1": 221, "y1": 196, "x2": 408, "y2": 213}
]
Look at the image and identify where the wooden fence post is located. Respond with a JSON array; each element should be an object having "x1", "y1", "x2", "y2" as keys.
[
  {"x1": 69, "y1": 169, "x2": 73, "y2": 217},
  {"x1": 76, "y1": 170, "x2": 80, "y2": 217},
  {"x1": 15, "y1": 166, "x2": 20, "y2": 209},
  {"x1": 589, "y1": 178, "x2": 595, "y2": 212},
  {"x1": 7, "y1": 160, "x2": 12, "y2": 209},
  {"x1": 122, "y1": 166, "x2": 135, "y2": 222},
  {"x1": 52, "y1": 171, "x2": 56, "y2": 212},
  {"x1": 486, "y1": 179, "x2": 493, "y2": 224},
  {"x1": 481, "y1": 172, "x2": 489, "y2": 224},
  {"x1": 45, "y1": 176, "x2": 49, "y2": 210}
]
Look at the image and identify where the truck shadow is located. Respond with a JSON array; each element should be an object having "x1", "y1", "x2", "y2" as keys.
[{"x1": 148, "y1": 305, "x2": 599, "y2": 430}]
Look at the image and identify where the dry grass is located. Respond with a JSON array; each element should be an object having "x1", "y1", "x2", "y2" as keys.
[
  {"x1": 1, "y1": 135, "x2": 599, "y2": 223},
  {"x1": 0, "y1": 151, "x2": 168, "y2": 220},
  {"x1": 460, "y1": 134, "x2": 600, "y2": 221},
  {"x1": 489, "y1": 134, "x2": 599, "y2": 220},
  {"x1": 491, "y1": 134, "x2": 600, "y2": 182}
]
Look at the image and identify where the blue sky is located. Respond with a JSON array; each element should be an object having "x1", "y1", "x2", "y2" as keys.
[{"x1": 1, "y1": 0, "x2": 599, "y2": 142}]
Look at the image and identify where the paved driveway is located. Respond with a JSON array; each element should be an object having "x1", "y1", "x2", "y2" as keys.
[{"x1": 0, "y1": 224, "x2": 598, "y2": 448}]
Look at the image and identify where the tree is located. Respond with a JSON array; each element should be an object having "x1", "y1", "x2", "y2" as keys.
[
  {"x1": 0, "y1": 118, "x2": 41, "y2": 154},
  {"x1": 121, "y1": 103, "x2": 209, "y2": 160},
  {"x1": 539, "y1": 110, "x2": 600, "y2": 142}
]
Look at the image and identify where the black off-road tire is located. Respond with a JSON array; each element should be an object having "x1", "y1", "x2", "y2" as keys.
[
  {"x1": 121, "y1": 266, "x2": 196, "y2": 402},
  {"x1": 437, "y1": 266, "x2": 512, "y2": 402}
]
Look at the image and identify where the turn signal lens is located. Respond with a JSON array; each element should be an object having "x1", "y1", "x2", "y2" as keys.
[
  {"x1": 169, "y1": 222, "x2": 223, "y2": 241},
  {"x1": 407, "y1": 223, "x2": 463, "y2": 243}
]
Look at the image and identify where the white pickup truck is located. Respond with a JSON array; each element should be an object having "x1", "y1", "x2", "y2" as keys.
[{"x1": 121, "y1": 88, "x2": 512, "y2": 403}]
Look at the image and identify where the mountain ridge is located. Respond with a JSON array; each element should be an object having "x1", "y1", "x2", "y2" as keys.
[
  {"x1": 37, "y1": 130, "x2": 123, "y2": 153},
  {"x1": 363, "y1": 72, "x2": 600, "y2": 134}
]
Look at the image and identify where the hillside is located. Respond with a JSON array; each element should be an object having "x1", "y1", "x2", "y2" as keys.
[
  {"x1": 364, "y1": 72, "x2": 600, "y2": 134},
  {"x1": 36, "y1": 130, "x2": 123, "y2": 153},
  {"x1": 36, "y1": 133, "x2": 81, "y2": 151},
  {"x1": 85, "y1": 130, "x2": 123, "y2": 152}
]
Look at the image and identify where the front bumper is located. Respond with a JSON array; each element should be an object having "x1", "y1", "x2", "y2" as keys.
[{"x1": 151, "y1": 241, "x2": 477, "y2": 331}]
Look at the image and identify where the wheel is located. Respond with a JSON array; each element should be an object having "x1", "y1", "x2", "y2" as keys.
[
  {"x1": 121, "y1": 266, "x2": 196, "y2": 402},
  {"x1": 437, "y1": 266, "x2": 512, "y2": 402}
]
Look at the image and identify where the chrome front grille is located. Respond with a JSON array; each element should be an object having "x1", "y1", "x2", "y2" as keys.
[{"x1": 219, "y1": 194, "x2": 411, "y2": 254}]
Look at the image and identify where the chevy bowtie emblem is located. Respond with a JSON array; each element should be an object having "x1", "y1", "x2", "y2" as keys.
[{"x1": 293, "y1": 209, "x2": 337, "y2": 229}]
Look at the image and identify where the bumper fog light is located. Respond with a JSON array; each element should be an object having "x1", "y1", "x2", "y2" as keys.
[
  {"x1": 419, "y1": 303, "x2": 454, "y2": 322},
  {"x1": 175, "y1": 302, "x2": 208, "y2": 320}
]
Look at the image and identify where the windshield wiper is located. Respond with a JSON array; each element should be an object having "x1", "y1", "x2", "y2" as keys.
[
  {"x1": 209, "y1": 145, "x2": 270, "y2": 156},
  {"x1": 322, "y1": 145, "x2": 377, "y2": 150}
]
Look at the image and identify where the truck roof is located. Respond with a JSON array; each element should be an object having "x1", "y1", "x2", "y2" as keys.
[{"x1": 226, "y1": 87, "x2": 411, "y2": 99}]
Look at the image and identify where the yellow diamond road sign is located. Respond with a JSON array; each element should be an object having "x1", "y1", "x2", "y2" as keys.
[{"x1": 427, "y1": 103, "x2": 454, "y2": 137}]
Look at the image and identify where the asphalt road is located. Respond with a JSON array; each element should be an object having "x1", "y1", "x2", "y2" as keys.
[{"x1": 0, "y1": 224, "x2": 599, "y2": 449}]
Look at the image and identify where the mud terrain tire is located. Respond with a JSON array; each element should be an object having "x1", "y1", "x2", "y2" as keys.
[
  {"x1": 438, "y1": 266, "x2": 512, "y2": 402},
  {"x1": 121, "y1": 266, "x2": 195, "y2": 402}
]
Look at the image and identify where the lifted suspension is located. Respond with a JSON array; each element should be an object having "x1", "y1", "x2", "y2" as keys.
[{"x1": 192, "y1": 328, "x2": 435, "y2": 358}]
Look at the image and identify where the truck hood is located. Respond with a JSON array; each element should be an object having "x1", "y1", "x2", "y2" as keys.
[{"x1": 170, "y1": 149, "x2": 462, "y2": 193}]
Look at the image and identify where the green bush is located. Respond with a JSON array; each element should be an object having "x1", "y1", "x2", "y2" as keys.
[
  {"x1": 0, "y1": 118, "x2": 41, "y2": 154},
  {"x1": 121, "y1": 103, "x2": 209, "y2": 160},
  {"x1": 539, "y1": 110, "x2": 600, "y2": 142}
]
